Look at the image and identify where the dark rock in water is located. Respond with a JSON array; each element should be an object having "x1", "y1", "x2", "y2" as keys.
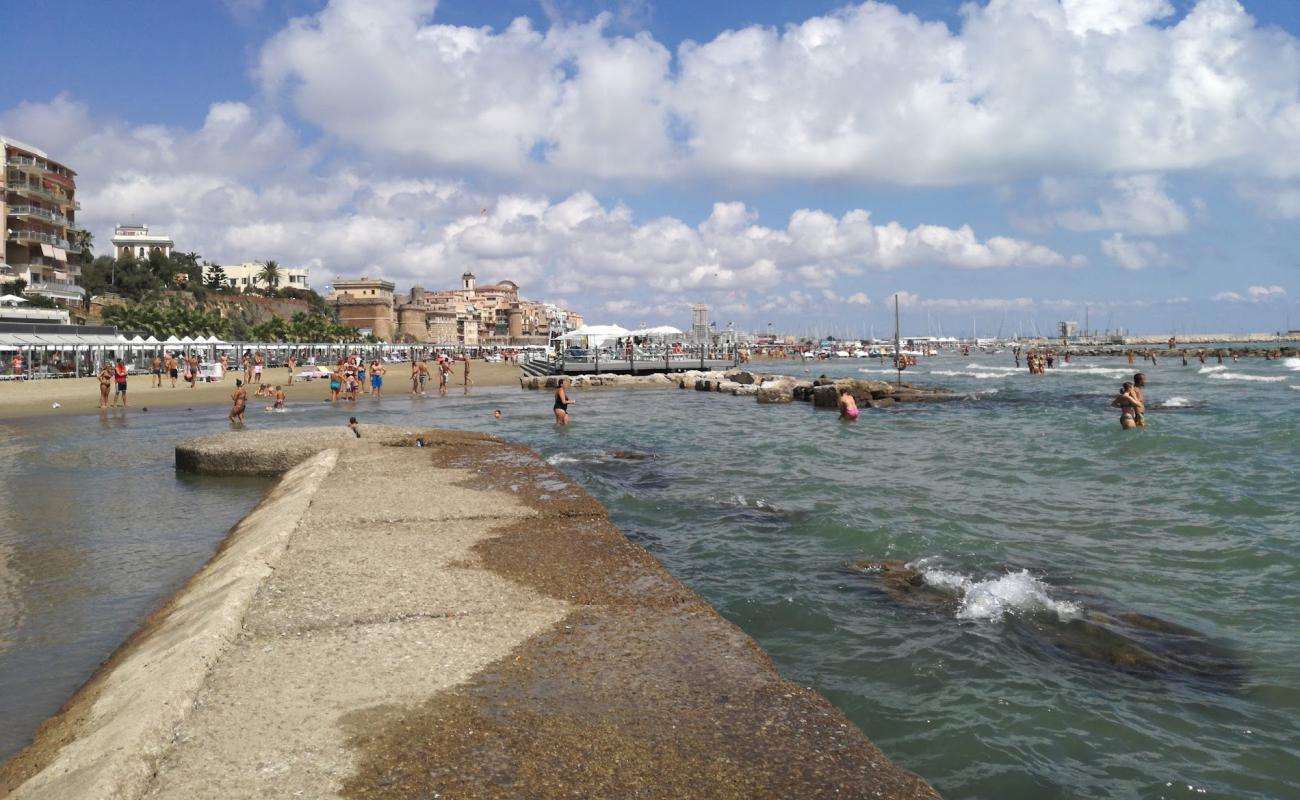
[
  {"x1": 812, "y1": 385, "x2": 841, "y2": 409},
  {"x1": 725, "y1": 370, "x2": 757, "y2": 385},
  {"x1": 606, "y1": 450, "x2": 653, "y2": 461},
  {"x1": 844, "y1": 559, "x2": 1247, "y2": 689},
  {"x1": 812, "y1": 374, "x2": 834, "y2": 386}
]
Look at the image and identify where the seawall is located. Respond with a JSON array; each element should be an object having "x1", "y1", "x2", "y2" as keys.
[{"x1": 0, "y1": 425, "x2": 939, "y2": 799}]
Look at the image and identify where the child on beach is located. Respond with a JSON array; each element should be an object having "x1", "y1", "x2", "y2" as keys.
[{"x1": 265, "y1": 386, "x2": 285, "y2": 412}]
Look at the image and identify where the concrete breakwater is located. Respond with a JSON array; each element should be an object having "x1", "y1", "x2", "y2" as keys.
[
  {"x1": 0, "y1": 425, "x2": 938, "y2": 799},
  {"x1": 521, "y1": 369, "x2": 961, "y2": 410}
]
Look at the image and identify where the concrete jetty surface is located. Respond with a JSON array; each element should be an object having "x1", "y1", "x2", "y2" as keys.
[{"x1": 0, "y1": 425, "x2": 939, "y2": 799}]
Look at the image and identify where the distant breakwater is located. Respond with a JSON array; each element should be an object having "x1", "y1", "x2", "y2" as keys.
[
  {"x1": 519, "y1": 369, "x2": 962, "y2": 410},
  {"x1": 1047, "y1": 346, "x2": 1298, "y2": 359}
]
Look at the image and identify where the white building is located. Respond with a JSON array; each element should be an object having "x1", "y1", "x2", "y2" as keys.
[
  {"x1": 217, "y1": 261, "x2": 309, "y2": 291},
  {"x1": 111, "y1": 223, "x2": 173, "y2": 260}
]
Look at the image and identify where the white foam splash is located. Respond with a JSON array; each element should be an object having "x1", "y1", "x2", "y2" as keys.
[
  {"x1": 545, "y1": 454, "x2": 580, "y2": 465},
  {"x1": 932, "y1": 370, "x2": 1009, "y2": 379},
  {"x1": 908, "y1": 563, "x2": 1080, "y2": 622},
  {"x1": 1285, "y1": 357, "x2": 1300, "y2": 371},
  {"x1": 1199, "y1": 365, "x2": 1228, "y2": 374},
  {"x1": 1207, "y1": 372, "x2": 1287, "y2": 383},
  {"x1": 1158, "y1": 396, "x2": 1192, "y2": 408}
]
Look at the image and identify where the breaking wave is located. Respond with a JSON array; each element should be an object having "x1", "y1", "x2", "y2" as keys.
[
  {"x1": 1199, "y1": 365, "x2": 1228, "y2": 374},
  {"x1": 1285, "y1": 357, "x2": 1300, "y2": 371},
  {"x1": 1157, "y1": 397, "x2": 1193, "y2": 408},
  {"x1": 908, "y1": 560, "x2": 1081, "y2": 622},
  {"x1": 1207, "y1": 372, "x2": 1287, "y2": 383}
]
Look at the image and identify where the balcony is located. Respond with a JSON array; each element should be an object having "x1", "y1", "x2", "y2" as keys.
[
  {"x1": 5, "y1": 178, "x2": 61, "y2": 203},
  {"x1": 25, "y1": 282, "x2": 86, "y2": 300},
  {"x1": 7, "y1": 205, "x2": 69, "y2": 226},
  {"x1": 7, "y1": 229, "x2": 73, "y2": 249},
  {"x1": 5, "y1": 155, "x2": 45, "y2": 175}
]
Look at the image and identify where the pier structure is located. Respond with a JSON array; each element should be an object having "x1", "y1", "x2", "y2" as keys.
[{"x1": 0, "y1": 426, "x2": 938, "y2": 799}]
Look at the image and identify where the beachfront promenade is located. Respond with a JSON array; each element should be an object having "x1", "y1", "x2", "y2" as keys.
[{"x1": 0, "y1": 426, "x2": 938, "y2": 799}]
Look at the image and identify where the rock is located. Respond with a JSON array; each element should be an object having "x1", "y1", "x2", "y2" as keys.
[
  {"x1": 812, "y1": 384, "x2": 841, "y2": 409},
  {"x1": 732, "y1": 385, "x2": 759, "y2": 397},
  {"x1": 756, "y1": 385, "x2": 794, "y2": 404},
  {"x1": 716, "y1": 380, "x2": 741, "y2": 393},
  {"x1": 724, "y1": 370, "x2": 756, "y2": 385},
  {"x1": 872, "y1": 397, "x2": 896, "y2": 408}
]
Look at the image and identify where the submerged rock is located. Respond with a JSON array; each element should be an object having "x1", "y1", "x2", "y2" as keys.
[{"x1": 845, "y1": 559, "x2": 1247, "y2": 689}]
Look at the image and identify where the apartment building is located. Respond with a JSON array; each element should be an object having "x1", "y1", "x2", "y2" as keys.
[
  {"x1": 217, "y1": 261, "x2": 310, "y2": 291},
  {"x1": 1, "y1": 135, "x2": 84, "y2": 305}
]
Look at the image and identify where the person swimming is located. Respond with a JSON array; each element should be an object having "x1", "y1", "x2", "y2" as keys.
[{"x1": 838, "y1": 387, "x2": 859, "y2": 421}]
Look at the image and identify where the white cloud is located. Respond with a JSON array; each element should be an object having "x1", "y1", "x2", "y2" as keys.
[
  {"x1": 1213, "y1": 285, "x2": 1285, "y2": 302},
  {"x1": 1048, "y1": 175, "x2": 1190, "y2": 236},
  {"x1": 256, "y1": 0, "x2": 1300, "y2": 185},
  {"x1": 844, "y1": 292, "x2": 871, "y2": 306},
  {"x1": 1101, "y1": 233, "x2": 1168, "y2": 270},
  {"x1": 1247, "y1": 284, "x2": 1286, "y2": 297}
]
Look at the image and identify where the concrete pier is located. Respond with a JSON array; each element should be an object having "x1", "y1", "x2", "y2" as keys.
[{"x1": 0, "y1": 426, "x2": 938, "y2": 799}]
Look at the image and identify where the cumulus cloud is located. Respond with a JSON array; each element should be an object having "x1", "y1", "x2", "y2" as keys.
[
  {"x1": 1101, "y1": 233, "x2": 1168, "y2": 270},
  {"x1": 1213, "y1": 285, "x2": 1285, "y2": 302},
  {"x1": 1043, "y1": 175, "x2": 1190, "y2": 236},
  {"x1": 257, "y1": 0, "x2": 1300, "y2": 185},
  {"x1": 0, "y1": 95, "x2": 1072, "y2": 316}
]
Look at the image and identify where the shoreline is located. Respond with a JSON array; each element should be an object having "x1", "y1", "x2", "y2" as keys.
[
  {"x1": 0, "y1": 426, "x2": 939, "y2": 798},
  {"x1": 0, "y1": 362, "x2": 524, "y2": 420}
]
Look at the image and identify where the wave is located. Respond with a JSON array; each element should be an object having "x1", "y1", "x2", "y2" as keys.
[
  {"x1": 909, "y1": 561, "x2": 1080, "y2": 622},
  {"x1": 1157, "y1": 397, "x2": 1193, "y2": 408},
  {"x1": 1050, "y1": 366, "x2": 1132, "y2": 378},
  {"x1": 1199, "y1": 365, "x2": 1228, "y2": 374},
  {"x1": 931, "y1": 370, "x2": 1010, "y2": 380},
  {"x1": 1207, "y1": 372, "x2": 1287, "y2": 383},
  {"x1": 857, "y1": 368, "x2": 898, "y2": 375},
  {"x1": 1285, "y1": 358, "x2": 1300, "y2": 371}
]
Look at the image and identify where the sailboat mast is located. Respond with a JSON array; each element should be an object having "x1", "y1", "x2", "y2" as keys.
[{"x1": 894, "y1": 293, "x2": 902, "y2": 387}]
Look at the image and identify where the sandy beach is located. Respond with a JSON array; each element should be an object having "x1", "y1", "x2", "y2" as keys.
[{"x1": 0, "y1": 361, "x2": 523, "y2": 420}]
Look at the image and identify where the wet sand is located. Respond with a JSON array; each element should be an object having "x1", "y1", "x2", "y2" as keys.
[{"x1": 0, "y1": 362, "x2": 522, "y2": 420}]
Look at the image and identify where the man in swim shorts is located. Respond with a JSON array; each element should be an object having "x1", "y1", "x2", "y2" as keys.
[
  {"x1": 152, "y1": 355, "x2": 163, "y2": 387},
  {"x1": 1131, "y1": 373, "x2": 1147, "y2": 428},
  {"x1": 370, "y1": 361, "x2": 385, "y2": 398},
  {"x1": 166, "y1": 353, "x2": 179, "y2": 387}
]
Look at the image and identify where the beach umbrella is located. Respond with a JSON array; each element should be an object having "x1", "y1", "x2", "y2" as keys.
[{"x1": 0, "y1": 294, "x2": 27, "y2": 305}]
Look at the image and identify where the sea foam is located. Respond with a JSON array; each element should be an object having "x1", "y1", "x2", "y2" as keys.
[
  {"x1": 909, "y1": 561, "x2": 1080, "y2": 622},
  {"x1": 1158, "y1": 397, "x2": 1193, "y2": 408},
  {"x1": 1285, "y1": 357, "x2": 1300, "y2": 371},
  {"x1": 1207, "y1": 372, "x2": 1287, "y2": 383},
  {"x1": 1199, "y1": 365, "x2": 1228, "y2": 374}
]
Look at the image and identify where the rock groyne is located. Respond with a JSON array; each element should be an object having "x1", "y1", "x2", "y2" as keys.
[
  {"x1": 521, "y1": 368, "x2": 962, "y2": 409},
  {"x1": 1, "y1": 425, "x2": 939, "y2": 799}
]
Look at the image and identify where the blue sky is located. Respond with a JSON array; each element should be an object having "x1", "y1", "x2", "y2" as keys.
[{"x1": 4, "y1": 0, "x2": 1300, "y2": 335}]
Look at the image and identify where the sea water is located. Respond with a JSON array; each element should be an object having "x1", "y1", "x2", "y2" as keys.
[{"x1": 1, "y1": 353, "x2": 1297, "y2": 798}]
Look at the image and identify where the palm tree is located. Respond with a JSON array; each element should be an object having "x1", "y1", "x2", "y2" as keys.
[{"x1": 259, "y1": 260, "x2": 282, "y2": 292}]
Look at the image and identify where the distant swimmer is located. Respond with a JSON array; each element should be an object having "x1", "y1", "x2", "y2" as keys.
[
  {"x1": 838, "y1": 387, "x2": 860, "y2": 421},
  {"x1": 553, "y1": 378, "x2": 574, "y2": 426},
  {"x1": 1111, "y1": 382, "x2": 1143, "y2": 430}
]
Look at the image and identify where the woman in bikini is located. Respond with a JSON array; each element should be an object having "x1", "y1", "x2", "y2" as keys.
[
  {"x1": 97, "y1": 362, "x2": 113, "y2": 409},
  {"x1": 838, "y1": 386, "x2": 859, "y2": 421},
  {"x1": 1110, "y1": 382, "x2": 1143, "y2": 430},
  {"x1": 230, "y1": 379, "x2": 247, "y2": 427},
  {"x1": 553, "y1": 378, "x2": 574, "y2": 426}
]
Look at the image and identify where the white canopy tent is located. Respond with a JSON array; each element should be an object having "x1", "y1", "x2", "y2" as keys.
[
  {"x1": 628, "y1": 325, "x2": 684, "y2": 338},
  {"x1": 0, "y1": 295, "x2": 28, "y2": 306},
  {"x1": 556, "y1": 324, "x2": 630, "y2": 346}
]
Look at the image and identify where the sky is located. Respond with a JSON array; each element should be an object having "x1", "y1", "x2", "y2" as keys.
[{"x1": 4, "y1": 0, "x2": 1300, "y2": 336}]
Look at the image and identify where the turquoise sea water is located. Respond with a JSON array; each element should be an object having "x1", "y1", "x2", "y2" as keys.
[{"x1": 1, "y1": 354, "x2": 1298, "y2": 798}]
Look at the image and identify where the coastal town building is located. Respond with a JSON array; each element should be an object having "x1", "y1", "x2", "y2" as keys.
[
  {"x1": 216, "y1": 261, "x2": 310, "y2": 291},
  {"x1": 1, "y1": 135, "x2": 84, "y2": 306},
  {"x1": 326, "y1": 271, "x2": 582, "y2": 344},
  {"x1": 329, "y1": 277, "x2": 396, "y2": 340},
  {"x1": 111, "y1": 223, "x2": 173, "y2": 260}
]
